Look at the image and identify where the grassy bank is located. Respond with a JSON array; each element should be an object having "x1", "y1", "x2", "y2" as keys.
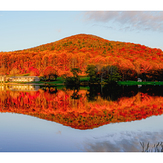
[
  {"x1": 33, "y1": 76, "x2": 90, "y2": 85},
  {"x1": 4, "y1": 75, "x2": 163, "y2": 86},
  {"x1": 118, "y1": 81, "x2": 163, "y2": 86},
  {"x1": 3, "y1": 76, "x2": 90, "y2": 86}
]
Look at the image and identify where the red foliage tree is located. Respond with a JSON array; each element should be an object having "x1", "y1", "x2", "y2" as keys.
[{"x1": 29, "y1": 67, "x2": 40, "y2": 76}]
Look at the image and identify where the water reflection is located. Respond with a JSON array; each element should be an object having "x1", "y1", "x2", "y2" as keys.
[
  {"x1": 0, "y1": 84, "x2": 40, "y2": 91},
  {"x1": 140, "y1": 142, "x2": 163, "y2": 152},
  {"x1": 83, "y1": 130, "x2": 163, "y2": 152},
  {"x1": 88, "y1": 84, "x2": 163, "y2": 101},
  {"x1": 0, "y1": 85, "x2": 163, "y2": 130}
]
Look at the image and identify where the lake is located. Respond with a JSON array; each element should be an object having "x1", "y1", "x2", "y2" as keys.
[{"x1": 0, "y1": 84, "x2": 163, "y2": 152}]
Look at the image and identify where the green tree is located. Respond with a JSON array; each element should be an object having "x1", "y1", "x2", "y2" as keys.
[
  {"x1": 103, "y1": 65, "x2": 121, "y2": 84},
  {"x1": 65, "y1": 68, "x2": 81, "y2": 86},
  {"x1": 85, "y1": 65, "x2": 100, "y2": 84}
]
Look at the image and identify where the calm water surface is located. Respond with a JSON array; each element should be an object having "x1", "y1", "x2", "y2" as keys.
[{"x1": 0, "y1": 85, "x2": 163, "y2": 152}]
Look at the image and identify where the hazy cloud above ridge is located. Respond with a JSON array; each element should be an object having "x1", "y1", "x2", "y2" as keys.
[{"x1": 83, "y1": 11, "x2": 163, "y2": 32}]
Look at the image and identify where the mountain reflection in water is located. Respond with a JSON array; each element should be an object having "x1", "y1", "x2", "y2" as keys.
[{"x1": 1, "y1": 85, "x2": 163, "y2": 130}]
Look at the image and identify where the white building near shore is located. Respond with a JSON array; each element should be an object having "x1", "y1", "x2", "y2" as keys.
[{"x1": 0, "y1": 76, "x2": 40, "y2": 82}]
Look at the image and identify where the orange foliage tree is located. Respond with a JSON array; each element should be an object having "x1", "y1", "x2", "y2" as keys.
[{"x1": 43, "y1": 66, "x2": 58, "y2": 80}]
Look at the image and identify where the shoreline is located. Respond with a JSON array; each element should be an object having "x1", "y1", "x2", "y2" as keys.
[{"x1": 1, "y1": 80, "x2": 163, "y2": 86}]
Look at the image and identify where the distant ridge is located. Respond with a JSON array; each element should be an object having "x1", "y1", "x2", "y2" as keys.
[{"x1": 27, "y1": 33, "x2": 111, "y2": 52}]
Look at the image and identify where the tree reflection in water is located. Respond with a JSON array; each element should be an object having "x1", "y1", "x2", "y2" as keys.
[
  {"x1": 140, "y1": 142, "x2": 163, "y2": 152},
  {"x1": 1, "y1": 85, "x2": 163, "y2": 129}
]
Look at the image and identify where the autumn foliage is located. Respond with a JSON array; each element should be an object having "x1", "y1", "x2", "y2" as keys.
[
  {"x1": 1, "y1": 88, "x2": 163, "y2": 130},
  {"x1": 0, "y1": 34, "x2": 163, "y2": 79}
]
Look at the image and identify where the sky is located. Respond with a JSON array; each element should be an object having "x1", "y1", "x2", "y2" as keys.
[{"x1": 0, "y1": 0, "x2": 163, "y2": 52}]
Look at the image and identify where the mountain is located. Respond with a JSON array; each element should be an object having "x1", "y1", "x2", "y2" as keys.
[{"x1": 0, "y1": 34, "x2": 163, "y2": 78}]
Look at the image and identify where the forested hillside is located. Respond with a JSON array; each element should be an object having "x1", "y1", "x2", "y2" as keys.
[{"x1": 0, "y1": 34, "x2": 163, "y2": 80}]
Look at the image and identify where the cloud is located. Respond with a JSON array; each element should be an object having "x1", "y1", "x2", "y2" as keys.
[
  {"x1": 83, "y1": 130, "x2": 163, "y2": 152},
  {"x1": 92, "y1": 24, "x2": 114, "y2": 30},
  {"x1": 84, "y1": 11, "x2": 163, "y2": 32}
]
